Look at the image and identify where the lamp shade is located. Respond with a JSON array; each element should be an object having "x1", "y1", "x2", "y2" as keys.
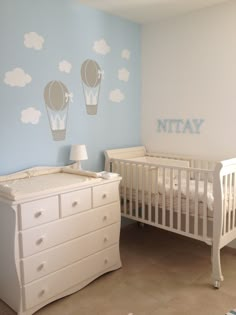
[{"x1": 70, "y1": 144, "x2": 88, "y2": 161}]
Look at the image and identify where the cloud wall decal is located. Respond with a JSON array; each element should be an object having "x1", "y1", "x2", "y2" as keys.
[
  {"x1": 24, "y1": 32, "x2": 44, "y2": 50},
  {"x1": 21, "y1": 107, "x2": 41, "y2": 124},
  {"x1": 121, "y1": 49, "x2": 131, "y2": 60},
  {"x1": 4, "y1": 68, "x2": 32, "y2": 87},
  {"x1": 59, "y1": 60, "x2": 72, "y2": 73},
  {"x1": 93, "y1": 39, "x2": 111, "y2": 55},
  {"x1": 109, "y1": 89, "x2": 125, "y2": 103},
  {"x1": 118, "y1": 68, "x2": 130, "y2": 82}
]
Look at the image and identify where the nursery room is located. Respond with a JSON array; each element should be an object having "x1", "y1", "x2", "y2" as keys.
[{"x1": 1, "y1": 0, "x2": 236, "y2": 314}]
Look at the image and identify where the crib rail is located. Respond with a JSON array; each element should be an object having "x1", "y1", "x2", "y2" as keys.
[
  {"x1": 147, "y1": 151, "x2": 217, "y2": 169},
  {"x1": 147, "y1": 152, "x2": 216, "y2": 182},
  {"x1": 213, "y1": 160, "x2": 236, "y2": 248},
  {"x1": 110, "y1": 157, "x2": 214, "y2": 244}
]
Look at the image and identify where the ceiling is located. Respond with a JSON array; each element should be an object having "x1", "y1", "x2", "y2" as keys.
[{"x1": 79, "y1": 0, "x2": 229, "y2": 23}]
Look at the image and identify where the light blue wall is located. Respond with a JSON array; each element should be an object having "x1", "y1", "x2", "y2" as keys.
[{"x1": 0, "y1": 0, "x2": 141, "y2": 175}]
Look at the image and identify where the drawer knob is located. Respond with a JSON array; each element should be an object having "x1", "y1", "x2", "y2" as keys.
[
  {"x1": 38, "y1": 289, "x2": 46, "y2": 297},
  {"x1": 72, "y1": 201, "x2": 78, "y2": 207},
  {"x1": 37, "y1": 261, "x2": 46, "y2": 271},
  {"x1": 36, "y1": 236, "x2": 45, "y2": 245},
  {"x1": 104, "y1": 258, "x2": 108, "y2": 264},
  {"x1": 104, "y1": 236, "x2": 108, "y2": 243},
  {"x1": 103, "y1": 215, "x2": 107, "y2": 221},
  {"x1": 102, "y1": 193, "x2": 107, "y2": 199},
  {"x1": 35, "y1": 209, "x2": 44, "y2": 218}
]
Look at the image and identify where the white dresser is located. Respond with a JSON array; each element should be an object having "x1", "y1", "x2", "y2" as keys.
[{"x1": 0, "y1": 171, "x2": 121, "y2": 315}]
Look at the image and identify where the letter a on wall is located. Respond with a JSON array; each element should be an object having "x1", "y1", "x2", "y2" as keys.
[{"x1": 81, "y1": 59, "x2": 102, "y2": 115}]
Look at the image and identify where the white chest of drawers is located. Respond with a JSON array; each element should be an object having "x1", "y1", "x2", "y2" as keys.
[{"x1": 0, "y1": 174, "x2": 121, "y2": 315}]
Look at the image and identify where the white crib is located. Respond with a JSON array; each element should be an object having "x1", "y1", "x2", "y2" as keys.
[{"x1": 104, "y1": 146, "x2": 236, "y2": 288}]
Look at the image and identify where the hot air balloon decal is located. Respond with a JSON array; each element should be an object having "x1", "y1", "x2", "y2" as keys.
[
  {"x1": 44, "y1": 80, "x2": 72, "y2": 141},
  {"x1": 81, "y1": 59, "x2": 103, "y2": 115}
]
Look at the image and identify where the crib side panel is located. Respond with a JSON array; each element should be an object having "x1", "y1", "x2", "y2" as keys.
[{"x1": 110, "y1": 157, "x2": 213, "y2": 244}]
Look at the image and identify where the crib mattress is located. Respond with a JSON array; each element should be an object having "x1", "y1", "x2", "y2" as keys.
[{"x1": 121, "y1": 187, "x2": 213, "y2": 218}]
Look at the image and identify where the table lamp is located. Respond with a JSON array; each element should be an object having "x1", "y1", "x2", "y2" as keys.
[{"x1": 70, "y1": 144, "x2": 88, "y2": 169}]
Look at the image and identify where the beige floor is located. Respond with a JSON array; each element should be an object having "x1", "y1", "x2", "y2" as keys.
[{"x1": 1, "y1": 223, "x2": 236, "y2": 315}]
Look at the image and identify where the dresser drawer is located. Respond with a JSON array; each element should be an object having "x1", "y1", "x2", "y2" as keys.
[
  {"x1": 60, "y1": 188, "x2": 91, "y2": 217},
  {"x1": 21, "y1": 222, "x2": 120, "y2": 284},
  {"x1": 93, "y1": 181, "x2": 119, "y2": 208},
  {"x1": 19, "y1": 196, "x2": 59, "y2": 230},
  {"x1": 23, "y1": 245, "x2": 120, "y2": 309},
  {"x1": 19, "y1": 202, "x2": 120, "y2": 258}
]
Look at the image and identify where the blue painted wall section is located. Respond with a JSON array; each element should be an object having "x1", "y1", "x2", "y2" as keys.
[{"x1": 0, "y1": 0, "x2": 141, "y2": 175}]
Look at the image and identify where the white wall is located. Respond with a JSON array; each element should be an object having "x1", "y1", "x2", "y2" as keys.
[
  {"x1": 142, "y1": 0, "x2": 236, "y2": 160},
  {"x1": 142, "y1": 0, "x2": 236, "y2": 247}
]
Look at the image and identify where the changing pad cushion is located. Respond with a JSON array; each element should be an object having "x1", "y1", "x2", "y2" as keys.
[{"x1": 0, "y1": 169, "x2": 101, "y2": 201}]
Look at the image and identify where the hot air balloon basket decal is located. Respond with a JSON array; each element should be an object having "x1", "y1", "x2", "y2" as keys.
[
  {"x1": 81, "y1": 59, "x2": 102, "y2": 115},
  {"x1": 44, "y1": 80, "x2": 71, "y2": 141}
]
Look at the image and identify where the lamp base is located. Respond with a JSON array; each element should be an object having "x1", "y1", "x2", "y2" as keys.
[{"x1": 72, "y1": 161, "x2": 82, "y2": 170}]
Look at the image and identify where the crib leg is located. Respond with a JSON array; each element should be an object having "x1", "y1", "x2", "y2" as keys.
[
  {"x1": 211, "y1": 245, "x2": 224, "y2": 289},
  {"x1": 137, "y1": 222, "x2": 145, "y2": 228}
]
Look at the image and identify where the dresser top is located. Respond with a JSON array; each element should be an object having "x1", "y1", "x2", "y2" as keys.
[{"x1": 0, "y1": 168, "x2": 105, "y2": 201}]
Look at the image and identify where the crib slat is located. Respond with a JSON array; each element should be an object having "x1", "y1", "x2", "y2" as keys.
[
  {"x1": 155, "y1": 167, "x2": 159, "y2": 225},
  {"x1": 129, "y1": 163, "x2": 133, "y2": 216},
  {"x1": 203, "y1": 172, "x2": 208, "y2": 239},
  {"x1": 194, "y1": 171, "x2": 199, "y2": 236},
  {"x1": 185, "y1": 169, "x2": 190, "y2": 234},
  {"x1": 228, "y1": 173, "x2": 232, "y2": 231},
  {"x1": 118, "y1": 161, "x2": 123, "y2": 213},
  {"x1": 162, "y1": 167, "x2": 166, "y2": 226},
  {"x1": 123, "y1": 162, "x2": 127, "y2": 215},
  {"x1": 170, "y1": 168, "x2": 174, "y2": 229},
  {"x1": 141, "y1": 165, "x2": 145, "y2": 220},
  {"x1": 118, "y1": 162, "x2": 124, "y2": 213},
  {"x1": 223, "y1": 175, "x2": 228, "y2": 234},
  {"x1": 177, "y1": 169, "x2": 181, "y2": 231},
  {"x1": 233, "y1": 172, "x2": 236, "y2": 228},
  {"x1": 135, "y1": 163, "x2": 138, "y2": 219},
  {"x1": 125, "y1": 163, "x2": 129, "y2": 215},
  {"x1": 148, "y1": 165, "x2": 152, "y2": 222}
]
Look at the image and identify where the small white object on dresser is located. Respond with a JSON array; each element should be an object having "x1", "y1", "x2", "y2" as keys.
[{"x1": 0, "y1": 168, "x2": 122, "y2": 315}]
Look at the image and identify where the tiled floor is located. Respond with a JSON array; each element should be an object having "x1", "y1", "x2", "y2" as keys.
[{"x1": 1, "y1": 223, "x2": 236, "y2": 315}]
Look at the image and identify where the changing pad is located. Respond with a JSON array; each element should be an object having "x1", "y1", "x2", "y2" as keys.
[{"x1": 0, "y1": 167, "x2": 102, "y2": 201}]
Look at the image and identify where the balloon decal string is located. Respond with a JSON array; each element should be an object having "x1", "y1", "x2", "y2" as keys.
[{"x1": 65, "y1": 92, "x2": 73, "y2": 103}]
